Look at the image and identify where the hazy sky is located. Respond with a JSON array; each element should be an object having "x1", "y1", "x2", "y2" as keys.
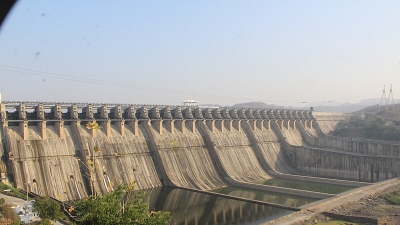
[{"x1": 0, "y1": 1, "x2": 399, "y2": 107}]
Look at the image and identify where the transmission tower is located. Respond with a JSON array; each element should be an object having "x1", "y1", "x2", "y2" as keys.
[
  {"x1": 387, "y1": 84, "x2": 395, "y2": 109},
  {"x1": 379, "y1": 85, "x2": 387, "y2": 111}
]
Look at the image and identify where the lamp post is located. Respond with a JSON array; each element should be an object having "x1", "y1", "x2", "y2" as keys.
[{"x1": 25, "y1": 182, "x2": 30, "y2": 202}]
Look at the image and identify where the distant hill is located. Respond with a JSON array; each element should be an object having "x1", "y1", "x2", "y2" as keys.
[
  {"x1": 232, "y1": 102, "x2": 306, "y2": 110},
  {"x1": 361, "y1": 104, "x2": 400, "y2": 113},
  {"x1": 230, "y1": 99, "x2": 386, "y2": 112},
  {"x1": 312, "y1": 104, "x2": 369, "y2": 113},
  {"x1": 311, "y1": 98, "x2": 400, "y2": 113},
  {"x1": 199, "y1": 98, "x2": 400, "y2": 113}
]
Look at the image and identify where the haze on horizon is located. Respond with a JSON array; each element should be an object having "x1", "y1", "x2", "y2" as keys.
[{"x1": 0, "y1": 1, "x2": 399, "y2": 107}]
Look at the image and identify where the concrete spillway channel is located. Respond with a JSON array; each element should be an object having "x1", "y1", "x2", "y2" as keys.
[
  {"x1": 78, "y1": 122, "x2": 163, "y2": 194},
  {"x1": 6, "y1": 124, "x2": 88, "y2": 200},
  {"x1": 143, "y1": 106, "x2": 228, "y2": 190}
]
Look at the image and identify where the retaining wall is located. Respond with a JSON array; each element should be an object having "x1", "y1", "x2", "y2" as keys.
[{"x1": 286, "y1": 145, "x2": 400, "y2": 182}]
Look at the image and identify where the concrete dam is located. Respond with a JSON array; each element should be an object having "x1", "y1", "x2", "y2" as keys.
[{"x1": 0, "y1": 101, "x2": 399, "y2": 204}]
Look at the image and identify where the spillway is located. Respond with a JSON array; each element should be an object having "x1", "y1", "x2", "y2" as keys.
[
  {"x1": 149, "y1": 122, "x2": 227, "y2": 190},
  {"x1": 2, "y1": 101, "x2": 398, "y2": 219},
  {"x1": 79, "y1": 123, "x2": 162, "y2": 194},
  {"x1": 251, "y1": 126, "x2": 298, "y2": 174},
  {"x1": 6, "y1": 125, "x2": 87, "y2": 200},
  {"x1": 278, "y1": 125, "x2": 303, "y2": 146},
  {"x1": 205, "y1": 124, "x2": 272, "y2": 183}
]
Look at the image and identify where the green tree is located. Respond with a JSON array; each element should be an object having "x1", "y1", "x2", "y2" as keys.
[
  {"x1": 34, "y1": 196, "x2": 64, "y2": 221},
  {"x1": 74, "y1": 184, "x2": 170, "y2": 225}
]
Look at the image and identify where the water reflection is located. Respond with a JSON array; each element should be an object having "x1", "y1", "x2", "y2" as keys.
[
  {"x1": 213, "y1": 186, "x2": 317, "y2": 207},
  {"x1": 143, "y1": 187, "x2": 294, "y2": 225},
  {"x1": 259, "y1": 178, "x2": 354, "y2": 194}
]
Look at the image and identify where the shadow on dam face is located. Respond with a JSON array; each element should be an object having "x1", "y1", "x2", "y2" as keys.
[{"x1": 143, "y1": 186, "x2": 294, "y2": 225}]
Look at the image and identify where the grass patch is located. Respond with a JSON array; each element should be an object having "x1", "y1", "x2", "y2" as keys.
[
  {"x1": 383, "y1": 191, "x2": 400, "y2": 205},
  {"x1": 0, "y1": 182, "x2": 27, "y2": 200}
]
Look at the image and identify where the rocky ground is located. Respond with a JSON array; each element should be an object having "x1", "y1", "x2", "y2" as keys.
[{"x1": 296, "y1": 184, "x2": 400, "y2": 225}]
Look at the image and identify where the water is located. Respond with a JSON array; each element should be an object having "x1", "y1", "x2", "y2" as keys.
[
  {"x1": 212, "y1": 186, "x2": 317, "y2": 208},
  {"x1": 258, "y1": 178, "x2": 354, "y2": 194},
  {"x1": 143, "y1": 186, "x2": 294, "y2": 225}
]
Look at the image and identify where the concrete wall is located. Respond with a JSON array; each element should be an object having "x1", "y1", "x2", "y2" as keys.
[
  {"x1": 285, "y1": 145, "x2": 399, "y2": 182},
  {"x1": 313, "y1": 135, "x2": 400, "y2": 157},
  {"x1": 312, "y1": 112, "x2": 349, "y2": 134}
]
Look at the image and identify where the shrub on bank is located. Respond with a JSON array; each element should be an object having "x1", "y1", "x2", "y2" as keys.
[
  {"x1": 383, "y1": 191, "x2": 400, "y2": 205},
  {"x1": 0, "y1": 182, "x2": 27, "y2": 199}
]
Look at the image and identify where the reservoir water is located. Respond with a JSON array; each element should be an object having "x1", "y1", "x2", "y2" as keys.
[
  {"x1": 143, "y1": 186, "x2": 295, "y2": 225},
  {"x1": 258, "y1": 178, "x2": 354, "y2": 194}
]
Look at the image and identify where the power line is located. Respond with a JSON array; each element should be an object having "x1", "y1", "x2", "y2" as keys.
[
  {"x1": 0, "y1": 64, "x2": 381, "y2": 105},
  {"x1": 0, "y1": 64, "x2": 302, "y2": 104},
  {"x1": 0, "y1": 65, "x2": 256, "y2": 101}
]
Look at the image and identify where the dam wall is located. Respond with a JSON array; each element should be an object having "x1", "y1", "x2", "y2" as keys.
[
  {"x1": 0, "y1": 102, "x2": 398, "y2": 201},
  {"x1": 1, "y1": 103, "x2": 309, "y2": 200}
]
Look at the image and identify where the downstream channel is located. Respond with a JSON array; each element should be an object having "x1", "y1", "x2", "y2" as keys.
[
  {"x1": 258, "y1": 178, "x2": 354, "y2": 194},
  {"x1": 212, "y1": 186, "x2": 317, "y2": 207},
  {"x1": 143, "y1": 186, "x2": 295, "y2": 225},
  {"x1": 142, "y1": 180, "x2": 354, "y2": 224}
]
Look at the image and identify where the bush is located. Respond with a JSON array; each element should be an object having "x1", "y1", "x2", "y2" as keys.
[
  {"x1": 74, "y1": 185, "x2": 170, "y2": 225},
  {"x1": 0, "y1": 182, "x2": 28, "y2": 199},
  {"x1": 0, "y1": 199, "x2": 20, "y2": 224},
  {"x1": 383, "y1": 191, "x2": 400, "y2": 205},
  {"x1": 34, "y1": 196, "x2": 64, "y2": 221}
]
